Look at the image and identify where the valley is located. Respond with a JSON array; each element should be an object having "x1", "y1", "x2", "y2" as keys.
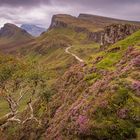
[{"x1": 0, "y1": 13, "x2": 140, "y2": 140}]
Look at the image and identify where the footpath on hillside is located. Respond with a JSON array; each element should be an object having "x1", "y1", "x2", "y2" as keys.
[{"x1": 65, "y1": 46, "x2": 84, "y2": 63}]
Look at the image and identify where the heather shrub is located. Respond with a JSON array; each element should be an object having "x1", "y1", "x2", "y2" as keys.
[
  {"x1": 111, "y1": 88, "x2": 129, "y2": 106},
  {"x1": 84, "y1": 72, "x2": 101, "y2": 82}
]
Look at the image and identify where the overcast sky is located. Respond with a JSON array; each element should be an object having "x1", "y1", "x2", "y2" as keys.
[{"x1": 0, "y1": 0, "x2": 140, "y2": 28}]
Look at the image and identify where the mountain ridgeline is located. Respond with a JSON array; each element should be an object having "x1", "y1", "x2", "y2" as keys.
[
  {"x1": 49, "y1": 14, "x2": 140, "y2": 46},
  {"x1": 0, "y1": 14, "x2": 140, "y2": 140}
]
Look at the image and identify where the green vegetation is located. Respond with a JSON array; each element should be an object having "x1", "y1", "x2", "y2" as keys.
[
  {"x1": 0, "y1": 16, "x2": 140, "y2": 140},
  {"x1": 84, "y1": 72, "x2": 101, "y2": 84}
]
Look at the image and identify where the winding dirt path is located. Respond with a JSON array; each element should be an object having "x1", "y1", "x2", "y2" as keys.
[{"x1": 65, "y1": 46, "x2": 84, "y2": 63}]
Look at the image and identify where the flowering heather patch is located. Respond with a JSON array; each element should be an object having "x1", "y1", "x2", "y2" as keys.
[
  {"x1": 76, "y1": 115, "x2": 90, "y2": 135},
  {"x1": 131, "y1": 81, "x2": 140, "y2": 96},
  {"x1": 99, "y1": 100, "x2": 109, "y2": 108},
  {"x1": 117, "y1": 108, "x2": 129, "y2": 119},
  {"x1": 132, "y1": 55, "x2": 140, "y2": 67}
]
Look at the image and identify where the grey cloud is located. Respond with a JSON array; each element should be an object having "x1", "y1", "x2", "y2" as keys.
[
  {"x1": 1, "y1": 0, "x2": 139, "y2": 7},
  {"x1": 0, "y1": 0, "x2": 140, "y2": 28},
  {"x1": 53, "y1": 0, "x2": 140, "y2": 21},
  {"x1": 0, "y1": 0, "x2": 50, "y2": 6}
]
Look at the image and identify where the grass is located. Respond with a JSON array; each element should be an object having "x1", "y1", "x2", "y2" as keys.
[
  {"x1": 97, "y1": 52, "x2": 122, "y2": 70},
  {"x1": 136, "y1": 128, "x2": 140, "y2": 140},
  {"x1": 84, "y1": 72, "x2": 101, "y2": 83},
  {"x1": 0, "y1": 98, "x2": 10, "y2": 116},
  {"x1": 70, "y1": 43, "x2": 100, "y2": 61}
]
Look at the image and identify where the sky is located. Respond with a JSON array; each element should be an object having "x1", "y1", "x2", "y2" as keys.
[{"x1": 0, "y1": 0, "x2": 140, "y2": 28}]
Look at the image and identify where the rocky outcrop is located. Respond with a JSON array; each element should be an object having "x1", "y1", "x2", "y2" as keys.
[
  {"x1": 88, "y1": 24, "x2": 140, "y2": 46},
  {"x1": 49, "y1": 14, "x2": 70, "y2": 29},
  {"x1": 49, "y1": 14, "x2": 90, "y2": 33}
]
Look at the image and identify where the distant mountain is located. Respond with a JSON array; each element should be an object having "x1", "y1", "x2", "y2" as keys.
[
  {"x1": 0, "y1": 23, "x2": 33, "y2": 41},
  {"x1": 0, "y1": 23, "x2": 33, "y2": 53},
  {"x1": 21, "y1": 24, "x2": 46, "y2": 37}
]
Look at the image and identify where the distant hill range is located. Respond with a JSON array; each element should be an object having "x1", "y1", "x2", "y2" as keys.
[
  {"x1": 21, "y1": 24, "x2": 46, "y2": 37},
  {"x1": 49, "y1": 14, "x2": 140, "y2": 46},
  {"x1": 78, "y1": 14, "x2": 140, "y2": 27},
  {"x1": 0, "y1": 14, "x2": 140, "y2": 53},
  {"x1": 49, "y1": 14, "x2": 140, "y2": 32}
]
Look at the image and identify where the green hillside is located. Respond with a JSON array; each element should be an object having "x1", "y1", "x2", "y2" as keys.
[{"x1": 0, "y1": 14, "x2": 140, "y2": 140}]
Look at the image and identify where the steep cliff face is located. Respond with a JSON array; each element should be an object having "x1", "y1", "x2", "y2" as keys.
[
  {"x1": 48, "y1": 14, "x2": 102, "y2": 32},
  {"x1": 88, "y1": 24, "x2": 140, "y2": 46},
  {"x1": 49, "y1": 15, "x2": 88, "y2": 32},
  {"x1": 49, "y1": 14, "x2": 72, "y2": 29}
]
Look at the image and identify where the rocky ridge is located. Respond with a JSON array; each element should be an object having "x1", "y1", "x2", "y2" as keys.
[{"x1": 49, "y1": 14, "x2": 140, "y2": 46}]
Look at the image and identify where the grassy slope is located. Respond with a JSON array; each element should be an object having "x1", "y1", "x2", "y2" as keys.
[
  {"x1": 39, "y1": 30, "x2": 140, "y2": 139},
  {"x1": 0, "y1": 23, "x2": 140, "y2": 139},
  {"x1": 20, "y1": 27, "x2": 101, "y2": 85},
  {"x1": 0, "y1": 27, "x2": 92, "y2": 117}
]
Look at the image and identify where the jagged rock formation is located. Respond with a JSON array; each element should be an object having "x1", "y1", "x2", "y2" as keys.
[
  {"x1": 49, "y1": 14, "x2": 71, "y2": 29},
  {"x1": 88, "y1": 24, "x2": 140, "y2": 46}
]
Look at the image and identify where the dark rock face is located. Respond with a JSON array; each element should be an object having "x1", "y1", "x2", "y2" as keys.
[
  {"x1": 49, "y1": 14, "x2": 89, "y2": 33},
  {"x1": 49, "y1": 19, "x2": 68, "y2": 29},
  {"x1": 88, "y1": 24, "x2": 140, "y2": 46},
  {"x1": 49, "y1": 15, "x2": 69, "y2": 29}
]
